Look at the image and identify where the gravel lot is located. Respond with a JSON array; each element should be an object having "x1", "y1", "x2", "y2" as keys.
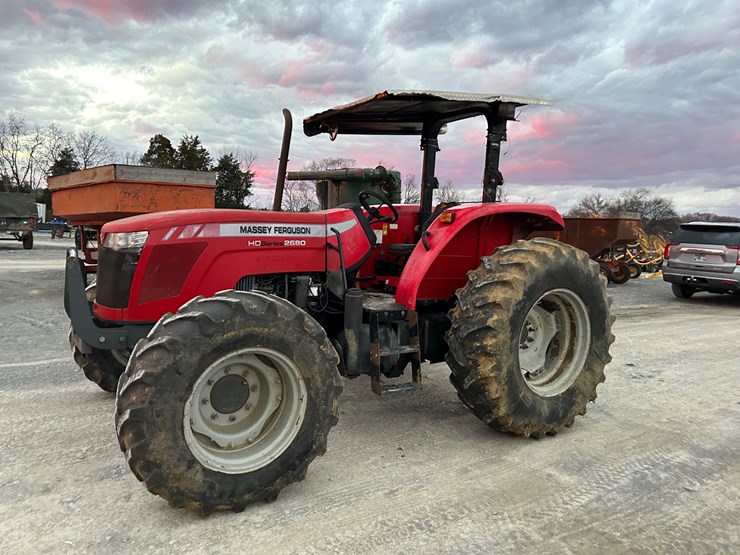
[{"x1": 1, "y1": 235, "x2": 738, "y2": 554}]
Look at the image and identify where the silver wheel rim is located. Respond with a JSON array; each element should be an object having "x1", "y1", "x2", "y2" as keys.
[
  {"x1": 518, "y1": 288, "x2": 591, "y2": 397},
  {"x1": 183, "y1": 347, "x2": 307, "y2": 474}
]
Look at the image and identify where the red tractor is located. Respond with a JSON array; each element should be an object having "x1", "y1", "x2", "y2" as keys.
[{"x1": 64, "y1": 90, "x2": 614, "y2": 513}]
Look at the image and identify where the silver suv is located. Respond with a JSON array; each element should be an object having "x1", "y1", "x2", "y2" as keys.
[{"x1": 662, "y1": 221, "x2": 740, "y2": 298}]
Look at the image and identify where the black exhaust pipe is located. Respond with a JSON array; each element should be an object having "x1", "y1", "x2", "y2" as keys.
[{"x1": 272, "y1": 108, "x2": 293, "y2": 211}]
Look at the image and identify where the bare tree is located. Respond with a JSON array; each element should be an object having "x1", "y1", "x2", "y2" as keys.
[
  {"x1": 282, "y1": 157, "x2": 356, "y2": 212},
  {"x1": 435, "y1": 179, "x2": 465, "y2": 204},
  {"x1": 39, "y1": 123, "x2": 73, "y2": 177},
  {"x1": 117, "y1": 151, "x2": 141, "y2": 165},
  {"x1": 0, "y1": 112, "x2": 47, "y2": 191},
  {"x1": 72, "y1": 130, "x2": 116, "y2": 169},
  {"x1": 567, "y1": 192, "x2": 612, "y2": 217},
  {"x1": 402, "y1": 174, "x2": 420, "y2": 204},
  {"x1": 568, "y1": 188, "x2": 678, "y2": 235}
]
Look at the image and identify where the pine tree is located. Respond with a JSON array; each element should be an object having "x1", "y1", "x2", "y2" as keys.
[
  {"x1": 176, "y1": 135, "x2": 212, "y2": 171},
  {"x1": 48, "y1": 147, "x2": 80, "y2": 176},
  {"x1": 139, "y1": 134, "x2": 177, "y2": 168},
  {"x1": 214, "y1": 153, "x2": 253, "y2": 209}
]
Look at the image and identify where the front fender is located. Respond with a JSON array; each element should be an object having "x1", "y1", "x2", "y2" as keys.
[{"x1": 395, "y1": 203, "x2": 563, "y2": 309}]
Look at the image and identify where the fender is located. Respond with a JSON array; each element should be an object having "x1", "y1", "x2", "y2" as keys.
[{"x1": 395, "y1": 203, "x2": 563, "y2": 309}]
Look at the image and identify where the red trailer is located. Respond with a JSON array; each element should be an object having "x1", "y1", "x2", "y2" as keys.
[{"x1": 49, "y1": 165, "x2": 216, "y2": 276}]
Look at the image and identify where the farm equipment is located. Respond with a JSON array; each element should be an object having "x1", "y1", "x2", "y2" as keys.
[
  {"x1": 620, "y1": 229, "x2": 667, "y2": 274},
  {"x1": 63, "y1": 90, "x2": 615, "y2": 513},
  {"x1": 530, "y1": 215, "x2": 641, "y2": 284},
  {"x1": 49, "y1": 165, "x2": 216, "y2": 278},
  {"x1": 0, "y1": 192, "x2": 37, "y2": 249}
]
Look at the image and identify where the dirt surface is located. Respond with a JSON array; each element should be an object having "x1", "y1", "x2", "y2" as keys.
[{"x1": 1, "y1": 235, "x2": 738, "y2": 554}]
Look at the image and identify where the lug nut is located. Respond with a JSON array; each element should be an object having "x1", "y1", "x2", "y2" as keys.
[
  {"x1": 245, "y1": 404, "x2": 252, "y2": 411},
  {"x1": 210, "y1": 412, "x2": 218, "y2": 419},
  {"x1": 201, "y1": 398, "x2": 209, "y2": 404},
  {"x1": 251, "y1": 384, "x2": 258, "y2": 392},
  {"x1": 228, "y1": 415, "x2": 236, "y2": 422}
]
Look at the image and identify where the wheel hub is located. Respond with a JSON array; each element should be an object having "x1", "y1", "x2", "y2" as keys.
[
  {"x1": 183, "y1": 348, "x2": 307, "y2": 474},
  {"x1": 518, "y1": 289, "x2": 591, "y2": 397},
  {"x1": 210, "y1": 374, "x2": 250, "y2": 414}
]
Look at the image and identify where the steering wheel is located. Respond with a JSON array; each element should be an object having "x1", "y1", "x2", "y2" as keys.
[{"x1": 358, "y1": 190, "x2": 399, "y2": 224}]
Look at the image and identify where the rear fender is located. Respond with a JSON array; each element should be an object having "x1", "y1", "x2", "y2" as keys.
[{"x1": 395, "y1": 203, "x2": 563, "y2": 309}]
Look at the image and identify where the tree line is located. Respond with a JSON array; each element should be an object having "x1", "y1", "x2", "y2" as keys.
[
  {"x1": 0, "y1": 111, "x2": 254, "y2": 210},
  {"x1": 566, "y1": 188, "x2": 739, "y2": 235}
]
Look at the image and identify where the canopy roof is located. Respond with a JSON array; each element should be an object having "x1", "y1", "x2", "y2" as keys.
[{"x1": 303, "y1": 89, "x2": 553, "y2": 137}]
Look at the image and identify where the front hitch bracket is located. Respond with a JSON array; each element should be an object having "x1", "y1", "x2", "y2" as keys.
[{"x1": 64, "y1": 247, "x2": 150, "y2": 351}]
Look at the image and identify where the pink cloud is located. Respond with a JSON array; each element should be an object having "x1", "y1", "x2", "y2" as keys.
[
  {"x1": 24, "y1": 9, "x2": 45, "y2": 26},
  {"x1": 53, "y1": 0, "x2": 160, "y2": 27},
  {"x1": 452, "y1": 49, "x2": 491, "y2": 70},
  {"x1": 510, "y1": 111, "x2": 580, "y2": 141}
]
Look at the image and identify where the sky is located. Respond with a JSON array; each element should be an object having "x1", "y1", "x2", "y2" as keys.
[{"x1": 3, "y1": 0, "x2": 740, "y2": 215}]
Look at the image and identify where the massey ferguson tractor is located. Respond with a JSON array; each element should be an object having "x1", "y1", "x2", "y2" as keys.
[{"x1": 64, "y1": 90, "x2": 614, "y2": 513}]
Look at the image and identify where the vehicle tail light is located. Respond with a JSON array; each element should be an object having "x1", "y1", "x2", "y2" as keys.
[
  {"x1": 663, "y1": 242, "x2": 677, "y2": 260},
  {"x1": 138, "y1": 242, "x2": 207, "y2": 304},
  {"x1": 727, "y1": 245, "x2": 740, "y2": 263}
]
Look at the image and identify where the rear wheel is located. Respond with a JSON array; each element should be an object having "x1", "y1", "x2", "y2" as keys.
[
  {"x1": 446, "y1": 238, "x2": 614, "y2": 438},
  {"x1": 22, "y1": 233, "x2": 33, "y2": 250},
  {"x1": 627, "y1": 263, "x2": 641, "y2": 279},
  {"x1": 671, "y1": 283, "x2": 696, "y2": 298},
  {"x1": 115, "y1": 290, "x2": 342, "y2": 514}
]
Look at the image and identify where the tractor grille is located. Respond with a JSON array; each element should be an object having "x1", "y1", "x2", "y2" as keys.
[{"x1": 96, "y1": 246, "x2": 139, "y2": 309}]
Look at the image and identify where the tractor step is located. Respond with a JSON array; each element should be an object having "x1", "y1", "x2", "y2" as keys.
[{"x1": 363, "y1": 292, "x2": 422, "y2": 396}]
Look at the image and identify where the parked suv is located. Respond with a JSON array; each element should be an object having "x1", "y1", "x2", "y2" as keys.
[{"x1": 662, "y1": 221, "x2": 740, "y2": 298}]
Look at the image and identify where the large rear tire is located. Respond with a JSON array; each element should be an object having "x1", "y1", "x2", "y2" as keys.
[
  {"x1": 115, "y1": 290, "x2": 342, "y2": 514},
  {"x1": 68, "y1": 284, "x2": 129, "y2": 392},
  {"x1": 446, "y1": 238, "x2": 615, "y2": 438}
]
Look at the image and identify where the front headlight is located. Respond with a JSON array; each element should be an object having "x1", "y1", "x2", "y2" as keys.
[{"x1": 103, "y1": 231, "x2": 149, "y2": 252}]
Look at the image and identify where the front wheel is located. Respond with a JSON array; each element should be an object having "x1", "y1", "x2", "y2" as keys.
[
  {"x1": 115, "y1": 291, "x2": 342, "y2": 514},
  {"x1": 68, "y1": 284, "x2": 129, "y2": 392},
  {"x1": 446, "y1": 238, "x2": 615, "y2": 438}
]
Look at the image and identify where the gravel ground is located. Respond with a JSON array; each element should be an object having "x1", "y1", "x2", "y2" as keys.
[{"x1": 0, "y1": 235, "x2": 738, "y2": 554}]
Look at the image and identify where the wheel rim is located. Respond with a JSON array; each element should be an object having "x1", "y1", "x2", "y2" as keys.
[
  {"x1": 518, "y1": 288, "x2": 591, "y2": 397},
  {"x1": 183, "y1": 347, "x2": 307, "y2": 474}
]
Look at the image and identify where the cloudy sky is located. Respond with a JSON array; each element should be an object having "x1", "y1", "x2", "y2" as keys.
[{"x1": 3, "y1": 0, "x2": 740, "y2": 215}]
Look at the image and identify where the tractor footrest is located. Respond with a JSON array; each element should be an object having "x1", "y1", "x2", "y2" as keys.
[
  {"x1": 381, "y1": 382, "x2": 419, "y2": 394},
  {"x1": 379, "y1": 345, "x2": 419, "y2": 357}
]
